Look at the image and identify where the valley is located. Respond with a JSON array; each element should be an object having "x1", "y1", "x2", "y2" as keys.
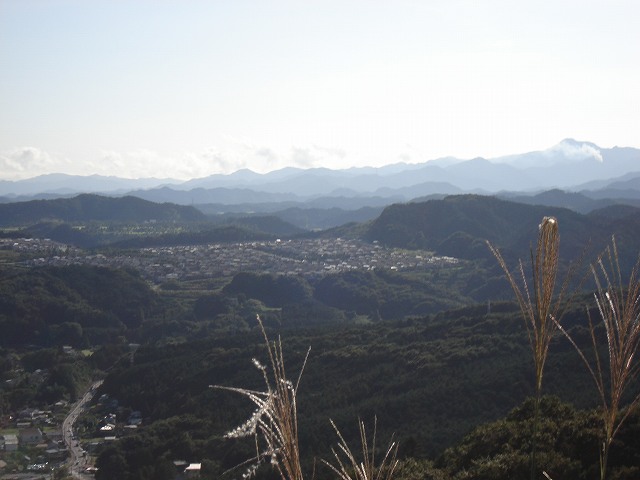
[{"x1": 0, "y1": 191, "x2": 639, "y2": 479}]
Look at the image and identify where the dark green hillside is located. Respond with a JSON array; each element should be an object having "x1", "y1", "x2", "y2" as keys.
[
  {"x1": 0, "y1": 265, "x2": 159, "y2": 347},
  {"x1": 271, "y1": 206, "x2": 385, "y2": 230},
  {"x1": 223, "y1": 272, "x2": 313, "y2": 307},
  {"x1": 0, "y1": 195, "x2": 311, "y2": 247},
  {"x1": 364, "y1": 195, "x2": 584, "y2": 255},
  {"x1": 312, "y1": 269, "x2": 470, "y2": 318},
  {"x1": 220, "y1": 268, "x2": 480, "y2": 324},
  {"x1": 1, "y1": 346, "x2": 95, "y2": 408},
  {"x1": 94, "y1": 302, "x2": 603, "y2": 478},
  {"x1": 109, "y1": 215, "x2": 305, "y2": 248},
  {"x1": 0, "y1": 193, "x2": 206, "y2": 226},
  {"x1": 110, "y1": 224, "x2": 275, "y2": 248},
  {"x1": 364, "y1": 195, "x2": 640, "y2": 264},
  {"x1": 437, "y1": 396, "x2": 640, "y2": 479},
  {"x1": 220, "y1": 215, "x2": 305, "y2": 236},
  {"x1": 587, "y1": 205, "x2": 640, "y2": 268}
]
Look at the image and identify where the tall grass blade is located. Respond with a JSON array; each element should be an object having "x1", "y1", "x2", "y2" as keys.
[
  {"x1": 322, "y1": 417, "x2": 399, "y2": 480},
  {"x1": 214, "y1": 315, "x2": 309, "y2": 480},
  {"x1": 555, "y1": 237, "x2": 640, "y2": 480},
  {"x1": 488, "y1": 216, "x2": 575, "y2": 480}
]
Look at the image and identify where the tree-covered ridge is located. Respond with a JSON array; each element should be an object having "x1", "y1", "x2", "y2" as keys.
[
  {"x1": 0, "y1": 193, "x2": 207, "y2": 226},
  {"x1": 93, "y1": 300, "x2": 625, "y2": 479},
  {"x1": 0, "y1": 265, "x2": 159, "y2": 347},
  {"x1": 437, "y1": 396, "x2": 640, "y2": 479},
  {"x1": 0, "y1": 194, "x2": 308, "y2": 248},
  {"x1": 0, "y1": 346, "x2": 97, "y2": 411},
  {"x1": 3, "y1": 193, "x2": 640, "y2": 261},
  {"x1": 0, "y1": 260, "x2": 491, "y2": 352},
  {"x1": 364, "y1": 195, "x2": 640, "y2": 264}
]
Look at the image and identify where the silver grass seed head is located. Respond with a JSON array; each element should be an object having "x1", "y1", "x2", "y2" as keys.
[
  {"x1": 224, "y1": 405, "x2": 267, "y2": 438},
  {"x1": 241, "y1": 463, "x2": 259, "y2": 479},
  {"x1": 252, "y1": 358, "x2": 266, "y2": 371},
  {"x1": 279, "y1": 378, "x2": 294, "y2": 390},
  {"x1": 539, "y1": 216, "x2": 557, "y2": 230}
]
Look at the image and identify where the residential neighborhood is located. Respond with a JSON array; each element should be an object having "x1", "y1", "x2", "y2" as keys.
[{"x1": 2, "y1": 237, "x2": 459, "y2": 284}]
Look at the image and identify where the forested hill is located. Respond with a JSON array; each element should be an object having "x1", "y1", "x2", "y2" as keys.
[
  {"x1": 0, "y1": 193, "x2": 207, "y2": 226},
  {"x1": 93, "y1": 301, "x2": 640, "y2": 479},
  {"x1": 363, "y1": 195, "x2": 640, "y2": 263},
  {"x1": 0, "y1": 265, "x2": 159, "y2": 347}
]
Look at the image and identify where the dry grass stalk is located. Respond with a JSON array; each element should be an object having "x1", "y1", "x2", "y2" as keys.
[
  {"x1": 215, "y1": 315, "x2": 310, "y2": 480},
  {"x1": 488, "y1": 216, "x2": 568, "y2": 395},
  {"x1": 556, "y1": 238, "x2": 640, "y2": 480},
  {"x1": 322, "y1": 417, "x2": 398, "y2": 480},
  {"x1": 488, "y1": 216, "x2": 574, "y2": 479}
]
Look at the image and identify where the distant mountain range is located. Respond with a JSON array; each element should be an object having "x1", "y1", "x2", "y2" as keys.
[
  {"x1": 2, "y1": 140, "x2": 640, "y2": 232},
  {"x1": 1, "y1": 140, "x2": 639, "y2": 208}
]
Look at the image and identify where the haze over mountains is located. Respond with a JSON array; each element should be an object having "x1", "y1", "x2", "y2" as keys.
[{"x1": 2, "y1": 139, "x2": 640, "y2": 218}]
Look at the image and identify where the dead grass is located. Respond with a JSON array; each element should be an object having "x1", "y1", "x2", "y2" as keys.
[
  {"x1": 556, "y1": 237, "x2": 640, "y2": 480},
  {"x1": 322, "y1": 417, "x2": 399, "y2": 480},
  {"x1": 214, "y1": 315, "x2": 309, "y2": 480},
  {"x1": 487, "y1": 216, "x2": 576, "y2": 480},
  {"x1": 216, "y1": 315, "x2": 399, "y2": 480}
]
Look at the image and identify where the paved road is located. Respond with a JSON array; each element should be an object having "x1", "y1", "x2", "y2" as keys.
[{"x1": 62, "y1": 380, "x2": 103, "y2": 478}]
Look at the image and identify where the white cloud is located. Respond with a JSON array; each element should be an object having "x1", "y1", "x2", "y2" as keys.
[
  {"x1": 289, "y1": 145, "x2": 350, "y2": 170},
  {"x1": 547, "y1": 140, "x2": 604, "y2": 163},
  {"x1": 0, "y1": 147, "x2": 72, "y2": 180},
  {"x1": 290, "y1": 148, "x2": 317, "y2": 169},
  {"x1": 255, "y1": 148, "x2": 279, "y2": 168},
  {"x1": 97, "y1": 150, "x2": 173, "y2": 179},
  {"x1": 195, "y1": 149, "x2": 243, "y2": 175},
  {"x1": 91, "y1": 143, "x2": 285, "y2": 180}
]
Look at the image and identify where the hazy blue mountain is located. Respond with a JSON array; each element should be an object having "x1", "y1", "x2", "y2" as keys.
[
  {"x1": 494, "y1": 139, "x2": 640, "y2": 189},
  {"x1": 0, "y1": 173, "x2": 179, "y2": 196},
  {"x1": 494, "y1": 138, "x2": 603, "y2": 168},
  {"x1": 127, "y1": 186, "x2": 302, "y2": 205},
  {"x1": 375, "y1": 181, "x2": 464, "y2": 198},
  {"x1": 573, "y1": 171, "x2": 640, "y2": 191},
  {"x1": 583, "y1": 188, "x2": 640, "y2": 201},
  {"x1": 1, "y1": 141, "x2": 639, "y2": 203},
  {"x1": 498, "y1": 189, "x2": 624, "y2": 214},
  {"x1": 601, "y1": 175, "x2": 640, "y2": 192},
  {"x1": 193, "y1": 195, "x2": 399, "y2": 215},
  {"x1": 443, "y1": 158, "x2": 528, "y2": 191},
  {"x1": 175, "y1": 168, "x2": 294, "y2": 190},
  {"x1": 0, "y1": 192, "x2": 78, "y2": 203}
]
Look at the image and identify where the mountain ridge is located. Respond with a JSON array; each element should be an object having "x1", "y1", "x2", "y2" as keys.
[{"x1": 2, "y1": 140, "x2": 639, "y2": 201}]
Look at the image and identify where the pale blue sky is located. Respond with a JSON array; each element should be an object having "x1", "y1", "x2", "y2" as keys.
[{"x1": 1, "y1": 0, "x2": 638, "y2": 180}]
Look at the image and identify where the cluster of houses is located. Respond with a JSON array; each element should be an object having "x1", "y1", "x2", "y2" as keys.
[
  {"x1": 0, "y1": 397, "x2": 202, "y2": 478},
  {"x1": 89, "y1": 395, "x2": 202, "y2": 478},
  {"x1": 0, "y1": 425, "x2": 68, "y2": 466},
  {"x1": 0, "y1": 403, "x2": 74, "y2": 474},
  {"x1": 1, "y1": 428, "x2": 202, "y2": 478},
  {"x1": 8, "y1": 236, "x2": 460, "y2": 285}
]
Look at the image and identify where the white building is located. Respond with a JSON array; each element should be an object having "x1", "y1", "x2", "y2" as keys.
[{"x1": 2, "y1": 434, "x2": 18, "y2": 452}]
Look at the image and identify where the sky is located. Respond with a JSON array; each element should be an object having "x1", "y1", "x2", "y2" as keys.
[{"x1": 1, "y1": 0, "x2": 639, "y2": 180}]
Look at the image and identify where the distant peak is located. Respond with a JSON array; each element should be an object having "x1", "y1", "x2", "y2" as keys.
[
  {"x1": 558, "y1": 137, "x2": 582, "y2": 146},
  {"x1": 556, "y1": 138, "x2": 599, "y2": 149},
  {"x1": 230, "y1": 168, "x2": 259, "y2": 176}
]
